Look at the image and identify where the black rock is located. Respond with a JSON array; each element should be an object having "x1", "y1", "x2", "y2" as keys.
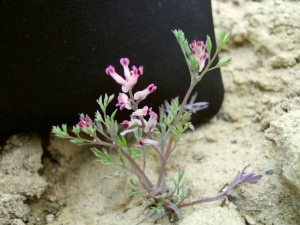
[{"x1": 0, "y1": 0, "x2": 224, "y2": 140}]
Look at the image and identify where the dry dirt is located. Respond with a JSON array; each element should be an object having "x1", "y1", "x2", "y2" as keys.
[{"x1": 1, "y1": 0, "x2": 300, "y2": 224}]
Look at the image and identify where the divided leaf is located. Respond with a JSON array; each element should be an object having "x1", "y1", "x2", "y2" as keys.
[
  {"x1": 91, "y1": 148, "x2": 114, "y2": 165},
  {"x1": 101, "y1": 170, "x2": 126, "y2": 180}
]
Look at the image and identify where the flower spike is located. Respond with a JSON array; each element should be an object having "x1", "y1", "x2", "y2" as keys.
[{"x1": 189, "y1": 40, "x2": 208, "y2": 73}]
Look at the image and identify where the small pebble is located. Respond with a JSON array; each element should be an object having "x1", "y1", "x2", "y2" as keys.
[
  {"x1": 46, "y1": 214, "x2": 55, "y2": 223},
  {"x1": 265, "y1": 170, "x2": 273, "y2": 175}
]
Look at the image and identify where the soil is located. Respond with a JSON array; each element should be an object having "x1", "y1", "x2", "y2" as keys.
[{"x1": 1, "y1": 0, "x2": 300, "y2": 224}]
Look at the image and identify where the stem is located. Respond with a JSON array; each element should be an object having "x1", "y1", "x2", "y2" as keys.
[
  {"x1": 156, "y1": 84, "x2": 195, "y2": 187},
  {"x1": 129, "y1": 89, "x2": 138, "y2": 110},
  {"x1": 150, "y1": 133, "x2": 166, "y2": 161},
  {"x1": 142, "y1": 146, "x2": 146, "y2": 172},
  {"x1": 177, "y1": 194, "x2": 225, "y2": 208},
  {"x1": 129, "y1": 89, "x2": 147, "y2": 128},
  {"x1": 71, "y1": 135, "x2": 117, "y2": 148},
  {"x1": 155, "y1": 45, "x2": 222, "y2": 188},
  {"x1": 196, "y1": 48, "x2": 220, "y2": 83},
  {"x1": 121, "y1": 149, "x2": 154, "y2": 189}
]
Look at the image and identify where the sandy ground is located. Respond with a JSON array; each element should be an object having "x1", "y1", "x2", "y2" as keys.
[{"x1": 1, "y1": 0, "x2": 300, "y2": 224}]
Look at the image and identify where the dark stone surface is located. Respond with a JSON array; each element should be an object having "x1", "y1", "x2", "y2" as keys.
[{"x1": 0, "y1": 0, "x2": 224, "y2": 141}]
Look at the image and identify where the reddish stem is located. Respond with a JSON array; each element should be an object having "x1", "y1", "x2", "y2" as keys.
[
  {"x1": 156, "y1": 84, "x2": 195, "y2": 187},
  {"x1": 121, "y1": 149, "x2": 154, "y2": 189}
]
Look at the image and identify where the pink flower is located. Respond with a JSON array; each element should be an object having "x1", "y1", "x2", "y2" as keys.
[
  {"x1": 139, "y1": 138, "x2": 158, "y2": 146},
  {"x1": 132, "y1": 106, "x2": 151, "y2": 117},
  {"x1": 120, "y1": 119, "x2": 142, "y2": 136},
  {"x1": 121, "y1": 119, "x2": 142, "y2": 129},
  {"x1": 116, "y1": 93, "x2": 132, "y2": 110},
  {"x1": 120, "y1": 127, "x2": 138, "y2": 136},
  {"x1": 78, "y1": 116, "x2": 92, "y2": 130},
  {"x1": 144, "y1": 111, "x2": 158, "y2": 133},
  {"x1": 120, "y1": 58, "x2": 131, "y2": 80},
  {"x1": 105, "y1": 66, "x2": 127, "y2": 86},
  {"x1": 105, "y1": 58, "x2": 143, "y2": 93},
  {"x1": 189, "y1": 40, "x2": 208, "y2": 73},
  {"x1": 134, "y1": 84, "x2": 157, "y2": 100},
  {"x1": 123, "y1": 65, "x2": 143, "y2": 92}
]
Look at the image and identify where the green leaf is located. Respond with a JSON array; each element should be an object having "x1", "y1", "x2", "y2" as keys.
[
  {"x1": 133, "y1": 129, "x2": 140, "y2": 142},
  {"x1": 189, "y1": 56, "x2": 198, "y2": 73},
  {"x1": 222, "y1": 32, "x2": 231, "y2": 46},
  {"x1": 91, "y1": 148, "x2": 114, "y2": 165},
  {"x1": 108, "y1": 94, "x2": 115, "y2": 104},
  {"x1": 52, "y1": 126, "x2": 61, "y2": 134},
  {"x1": 177, "y1": 30, "x2": 185, "y2": 43},
  {"x1": 180, "y1": 112, "x2": 191, "y2": 124},
  {"x1": 114, "y1": 135, "x2": 123, "y2": 146},
  {"x1": 151, "y1": 202, "x2": 164, "y2": 214},
  {"x1": 186, "y1": 58, "x2": 192, "y2": 69},
  {"x1": 121, "y1": 136, "x2": 128, "y2": 150},
  {"x1": 216, "y1": 58, "x2": 232, "y2": 68},
  {"x1": 218, "y1": 30, "x2": 231, "y2": 48},
  {"x1": 111, "y1": 109, "x2": 118, "y2": 121},
  {"x1": 72, "y1": 125, "x2": 80, "y2": 136},
  {"x1": 181, "y1": 181, "x2": 187, "y2": 196},
  {"x1": 113, "y1": 120, "x2": 119, "y2": 135},
  {"x1": 105, "y1": 115, "x2": 111, "y2": 126},
  {"x1": 128, "y1": 147, "x2": 141, "y2": 158},
  {"x1": 173, "y1": 178, "x2": 178, "y2": 188},
  {"x1": 91, "y1": 148, "x2": 105, "y2": 158},
  {"x1": 114, "y1": 135, "x2": 128, "y2": 150},
  {"x1": 96, "y1": 96, "x2": 102, "y2": 106},
  {"x1": 183, "y1": 122, "x2": 191, "y2": 132},
  {"x1": 95, "y1": 111, "x2": 103, "y2": 122},
  {"x1": 101, "y1": 170, "x2": 126, "y2": 180},
  {"x1": 85, "y1": 126, "x2": 95, "y2": 135},
  {"x1": 130, "y1": 191, "x2": 142, "y2": 196},
  {"x1": 153, "y1": 130, "x2": 161, "y2": 137},
  {"x1": 178, "y1": 170, "x2": 185, "y2": 185},
  {"x1": 171, "y1": 127, "x2": 179, "y2": 140},
  {"x1": 52, "y1": 125, "x2": 69, "y2": 138},
  {"x1": 96, "y1": 96, "x2": 107, "y2": 114},
  {"x1": 118, "y1": 149, "x2": 125, "y2": 166},
  {"x1": 104, "y1": 94, "x2": 109, "y2": 106},
  {"x1": 62, "y1": 124, "x2": 68, "y2": 133},
  {"x1": 129, "y1": 178, "x2": 138, "y2": 190},
  {"x1": 218, "y1": 30, "x2": 226, "y2": 47},
  {"x1": 206, "y1": 35, "x2": 212, "y2": 55},
  {"x1": 100, "y1": 105, "x2": 106, "y2": 114},
  {"x1": 139, "y1": 128, "x2": 143, "y2": 137},
  {"x1": 183, "y1": 43, "x2": 192, "y2": 57},
  {"x1": 70, "y1": 139, "x2": 85, "y2": 146},
  {"x1": 177, "y1": 142, "x2": 185, "y2": 147},
  {"x1": 172, "y1": 29, "x2": 179, "y2": 39}
]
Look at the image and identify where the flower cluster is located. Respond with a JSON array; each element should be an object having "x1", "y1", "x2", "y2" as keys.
[
  {"x1": 106, "y1": 58, "x2": 158, "y2": 138},
  {"x1": 189, "y1": 40, "x2": 209, "y2": 73},
  {"x1": 77, "y1": 115, "x2": 92, "y2": 131}
]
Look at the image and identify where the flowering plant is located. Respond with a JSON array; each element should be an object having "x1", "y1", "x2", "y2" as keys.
[{"x1": 52, "y1": 30, "x2": 262, "y2": 222}]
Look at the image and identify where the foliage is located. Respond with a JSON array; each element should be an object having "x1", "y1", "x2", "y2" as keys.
[{"x1": 52, "y1": 29, "x2": 262, "y2": 223}]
